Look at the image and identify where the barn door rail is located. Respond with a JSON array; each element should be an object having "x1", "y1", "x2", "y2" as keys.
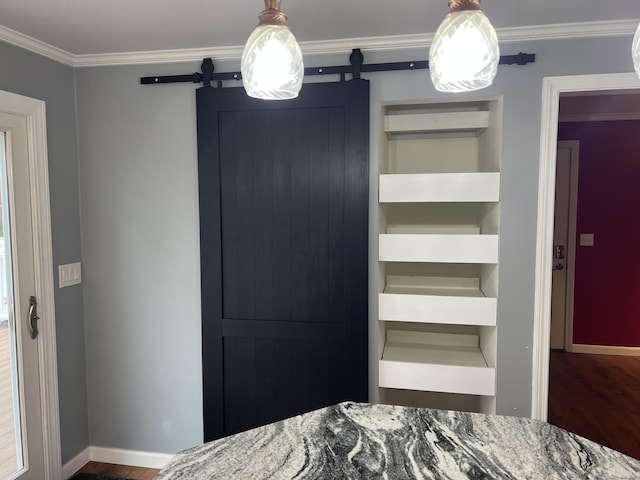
[{"x1": 140, "y1": 48, "x2": 535, "y2": 88}]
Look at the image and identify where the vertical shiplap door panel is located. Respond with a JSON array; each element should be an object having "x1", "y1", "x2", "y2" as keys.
[
  {"x1": 197, "y1": 81, "x2": 369, "y2": 440},
  {"x1": 219, "y1": 107, "x2": 345, "y2": 324}
]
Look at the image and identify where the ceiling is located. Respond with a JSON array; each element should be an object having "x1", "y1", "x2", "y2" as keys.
[{"x1": 0, "y1": 1, "x2": 639, "y2": 59}]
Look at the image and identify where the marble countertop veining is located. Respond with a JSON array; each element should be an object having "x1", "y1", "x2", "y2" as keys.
[{"x1": 155, "y1": 402, "x2": 640, "y2": 479}]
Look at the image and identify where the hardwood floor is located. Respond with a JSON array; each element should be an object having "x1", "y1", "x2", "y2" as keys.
[
  {"x1": 73, "y1": 462, "x2": 160, "y2": 480},
  {"x1": 0, "y1": 324, "x2": 18, "y2": 479},
  {"x1": 548, "y1": 351, "x2": 640, "y2": 460}
]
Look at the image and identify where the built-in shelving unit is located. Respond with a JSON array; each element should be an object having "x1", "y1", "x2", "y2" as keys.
[{"x1": 378, "y1": 98, "x2": 502, "y2": 414}]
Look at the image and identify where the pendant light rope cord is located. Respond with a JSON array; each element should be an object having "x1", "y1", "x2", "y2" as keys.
[{"x1": 449, "y1": 0, "x2": 481, "y2": 12}]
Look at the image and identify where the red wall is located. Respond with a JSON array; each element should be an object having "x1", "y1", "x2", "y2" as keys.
[{"x1": 558, "y1": 121, "x2": 640, "y2": 347}]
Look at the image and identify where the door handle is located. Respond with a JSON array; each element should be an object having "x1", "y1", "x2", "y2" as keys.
[
  {"x1": 553, "y1": 263, "x2": 564, "y2": 271},
  {"x1": 28, "y1": 295, "x2": 39, "y2": 339}
]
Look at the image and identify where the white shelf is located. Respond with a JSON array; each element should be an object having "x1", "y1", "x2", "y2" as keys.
[
  {"x1": 385, "y1": 111, "x2": 490, "y2": 135},
  {"x1": 379, "y1": 290, "x2": 496, "y2": 326},
  {"x1": 379, "y1": 330, "x2": 495, "y2": 396},
  {"x1": 386, "y1": 225, "x2": 480, "y2": 234},
  {"x1": 379, "y1": 234, "x2": 499, "y2": 263},
  {"x1": 379, "y1": 172, "x2": 500, "y2": 203},
  {"x1": 380, "y1": 275, "x2": 496, "y2": 325}
]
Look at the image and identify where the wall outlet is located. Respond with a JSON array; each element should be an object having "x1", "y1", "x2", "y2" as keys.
[{"x1": 59, "y1": 262, "x2": 82, "y2": 288}]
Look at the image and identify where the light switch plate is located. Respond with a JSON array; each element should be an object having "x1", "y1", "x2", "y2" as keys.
[
  {"x1": 59, "y1": 262, "x2": 81, "y2": 288},
  {"x1": 579, "y1": 233, "x2": 594, "y2": 247}
]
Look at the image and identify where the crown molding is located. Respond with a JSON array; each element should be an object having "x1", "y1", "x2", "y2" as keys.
[
  {"x1": 497, "y1": 19, "x2": 639, "y2": 42},
  {"x1": 72, "y1": 45, "x2": 244, "y2": 68},
  {"x1": 72, "y1": 33, "x2": 439, "y2": 68},
  {"x1": 1, "y1": 18, "x2": 638, "y2": 68},
  {"x1": 0, "y1": 25, "x2": 75, "y2": 66}
]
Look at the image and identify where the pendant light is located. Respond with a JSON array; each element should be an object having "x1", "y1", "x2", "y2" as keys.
[
  {"x1": 429, "y1": 0, "x2": 500, "y2": 93},
  {"x1": 633, "y1": 22, "x2": 640, "y2": 78},
  {"x1": 241, "y1": 0, "x2": 304, "y2": 100}
]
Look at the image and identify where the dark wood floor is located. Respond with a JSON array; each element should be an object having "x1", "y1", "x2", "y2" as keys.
[
  {"x1": 74, "y1": 462, "x2": 159, "y2": 480},
  {"x1": 548, "y1": 351, "x2": 640, "y2": 460}
]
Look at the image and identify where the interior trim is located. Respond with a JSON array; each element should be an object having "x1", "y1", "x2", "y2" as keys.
[
  {"x1": 0, "y1": 25, "x2": 75, "y2": 66},
  {"x1": 1, "y1": 19, "x2": 637, "y2": 69},
  {"x1": 61, "y1": 446, "x2": 173, "y2": 477},
  {"x1": 559, "y1": 140, "x2": 580, "y2": 354},
  {"x1": 27, "y1": 92, "x2": 61, "y2": 480},
  {"x1": 61, "y1": 447, "x2": 90, "y2": 479},
  {"x1": 572, "y1": 344, "x2": 640, "y2": 357},
  {"x1": 89, "y1": 446, "x2": 173, "y2": 470}
]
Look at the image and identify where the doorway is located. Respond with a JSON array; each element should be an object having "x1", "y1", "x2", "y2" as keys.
[
  {"x1": 0, "y1": 91, "x2": 60, "y2": 479},
  {"x1": 532, "y1": 73, "x2": 640, "y2": 421},
  {"x1": 548, "y1": 96, "x2": 640, "y2": 458}
]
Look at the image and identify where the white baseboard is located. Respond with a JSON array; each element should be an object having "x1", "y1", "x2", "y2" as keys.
[
  {"x1": 90, "y1": 446, "x2": 173, "y2": 470},
  {"x1": 62, "y1": 446, "x2": 173, "y2": 478},
  {"x1": 572, "y1": 344, "x2": 640, "y2": 357},
  {"x1": 61, "y1": 447, "x2": 90, "y2": 479}
]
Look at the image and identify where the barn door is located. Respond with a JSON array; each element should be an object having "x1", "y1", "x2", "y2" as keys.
[{"x1": 197, "y1": 80, "x2": 369, "y2": 440}]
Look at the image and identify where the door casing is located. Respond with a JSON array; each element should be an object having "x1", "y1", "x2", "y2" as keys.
[
  {"x1": 550, "y1": 140, "x2": 579, "y2": 352},
  {"x1": 0, "y1": 90, "x2": 60, "y2": 479}
]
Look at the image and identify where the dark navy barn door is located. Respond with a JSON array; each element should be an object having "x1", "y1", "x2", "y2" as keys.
[{"x1": 197, "y1": 80, "x2": 369, "y2": 440}]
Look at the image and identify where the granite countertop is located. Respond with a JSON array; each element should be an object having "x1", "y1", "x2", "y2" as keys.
[{"x1": 155, "y1": 402, "x2": 640, "y2": 479}]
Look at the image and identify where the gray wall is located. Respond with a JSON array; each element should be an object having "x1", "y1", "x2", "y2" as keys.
[
  {"x1": 0, "y1": 42, "x2": 87, "y2": 463},
  {"x1": 75, "y1": 64, "x2": 204, "y2": 453},
  {"x1": 74, "y1": 35, "x2": 636, "y2": 454}
]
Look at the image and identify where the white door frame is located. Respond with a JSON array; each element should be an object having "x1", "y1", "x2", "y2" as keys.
[
  {"x1": 531, "y1": 72, "x2": 640, "y2": 421},
  {"x1": 0, "y1": 90, "x2": 61, "y2": 479}
]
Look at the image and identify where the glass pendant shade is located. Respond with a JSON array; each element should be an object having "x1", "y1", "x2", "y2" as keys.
[
  {"x1": 429, "y1": 10, "x2": 500, "y2": 93},
  {"x1": 241, "y1": 2, "x2": 303, "y2": 100},
  {"x1": 633, "y1": 22, "x2": 640, "y2": 78}
]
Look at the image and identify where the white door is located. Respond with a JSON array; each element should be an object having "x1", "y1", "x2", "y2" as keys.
[
  {"x1": 0, "y1": 95, "x2": 59, "y2": 479},
  {"x1": 550, "y1": 141, "x2": 579, "y2": 351}
]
